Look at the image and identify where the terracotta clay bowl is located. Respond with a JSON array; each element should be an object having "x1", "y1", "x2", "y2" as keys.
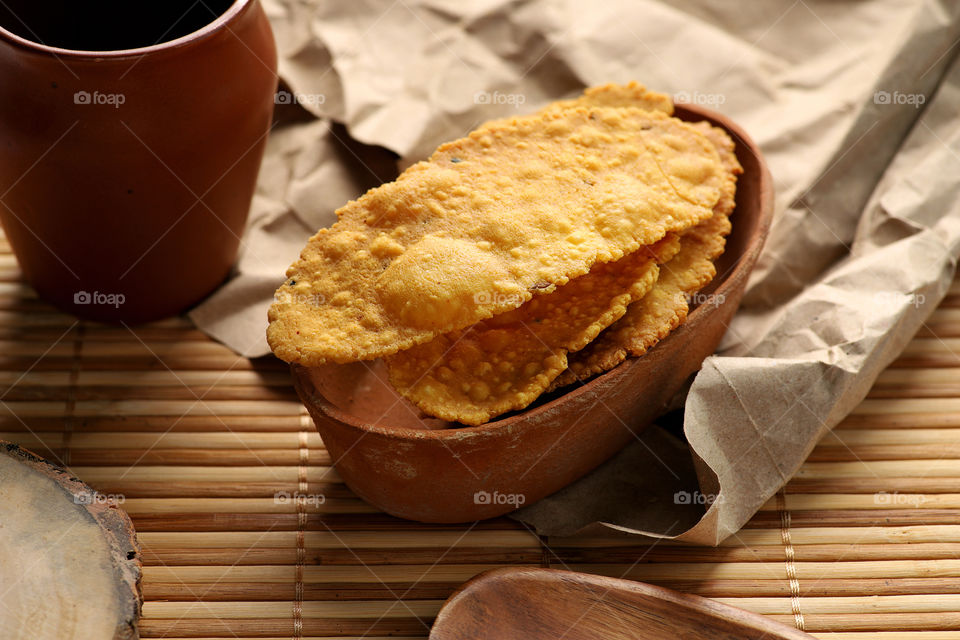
[{"x1": 293, "y1": 103, "x2": 774, "y2": 523}]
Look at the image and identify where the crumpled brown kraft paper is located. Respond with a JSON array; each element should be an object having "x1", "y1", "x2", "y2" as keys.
[{"x1": 190, "y1": 0, "x2": 960, "y2": 544}]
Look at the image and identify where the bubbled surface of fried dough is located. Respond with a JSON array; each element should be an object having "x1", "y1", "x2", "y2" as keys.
[
  {"x1": 478, "y1": 82, "x2": 672, "y2": 133},
  {"x1": 384, "y1": 237, "x2": 681, "y2": 425},
  {"x1": 268, "y1": 107, "x2": 724, "y2": 366},
  {"x1": 550, "y1": 211, "x2": 732, "y2": 389},
  {"x1": 551, "y1": 121, "x2": 742, "y2": 389},
  {"x1": 547, "y1": 81, "x2": 674, "y2": 115}
]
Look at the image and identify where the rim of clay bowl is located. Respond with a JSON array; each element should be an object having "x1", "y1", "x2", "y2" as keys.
[
  {"x1": 300, "y1": 102, "x2": 774, "y2": 440},
  {"x1": 0, "y1": 0, "x2": 252, "y2": 59}
]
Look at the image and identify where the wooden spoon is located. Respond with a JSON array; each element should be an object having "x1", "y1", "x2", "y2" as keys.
[
  {"x1": 430, "y1": 567, "x2": 815, "y2": 640},
  {"x1": 0, "y1": 442, "x2": 141, "y2": 639}
]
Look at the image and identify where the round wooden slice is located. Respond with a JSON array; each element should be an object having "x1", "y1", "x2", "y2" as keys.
[{"x1": 0, "y1": 442, "x2": 141, "y2": 639}]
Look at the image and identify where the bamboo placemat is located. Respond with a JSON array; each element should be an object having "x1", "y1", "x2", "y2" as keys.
[{"x1": 4, "y1": 226, "x2": 960, "y2": 639}]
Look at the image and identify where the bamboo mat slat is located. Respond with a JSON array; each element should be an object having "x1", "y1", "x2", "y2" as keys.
[{"x1": 3, "y1": 229, "x2": 960, "y2": 640}]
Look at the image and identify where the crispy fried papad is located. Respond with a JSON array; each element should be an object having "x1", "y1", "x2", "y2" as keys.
[
  {"x1": 546, "y1": 81, "x2": 674, "y2": 115},
  {"x1": 550, "y1": 212, "x2": 730, "y2": 389},
  {"x1": 385, "y1": 236, "x2": 682, "y2": 425},
  {"x1": 268, "y1": 107, "x2": 724, "y2": 365},
  {"x1": 551, "y1": 122, "x2": 742, "y2": 389},
  {"x1": 478, "y1": 82, "x2": 673, "y2": 133}
]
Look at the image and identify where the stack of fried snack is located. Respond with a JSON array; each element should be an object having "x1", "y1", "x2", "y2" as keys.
[{"x1": 267, "y1": 83, "x2": 742, "y2": 425}]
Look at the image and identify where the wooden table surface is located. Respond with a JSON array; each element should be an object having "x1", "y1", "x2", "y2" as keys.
[{"x1": 3, "y1": 229, "x2": 960, "y2": 639}]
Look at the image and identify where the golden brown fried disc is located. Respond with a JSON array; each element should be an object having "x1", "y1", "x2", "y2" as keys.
[
  {"x1": 478, "y1": 82, "x2": 673, "y2": 133},
  {"x1": 268, "y1": 107, "x2": 724, "y2": 365},
  {"x1": 385, "y1": 237, "x2": 682, "y2": 425},
  {"x1": 546, "y1": 81, "x2": 674, "y2": 115},
  {"x1": 551, "y1": 122, "x2": 742, "y2": 389},
  {"x1": 690, "y1": 121, "x2": 739, "y2": 223},
  {"x1": 550, "y1": 212, "x2": 730, "y2": 389}
]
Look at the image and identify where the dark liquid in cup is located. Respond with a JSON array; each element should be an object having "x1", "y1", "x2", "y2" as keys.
[{"x1": 0, "y1": 0, "x2": 236, "y2": 51}]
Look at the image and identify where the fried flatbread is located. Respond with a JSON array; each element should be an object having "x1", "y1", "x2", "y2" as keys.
[
  {"x1": 545, "y1": 81, "x2": 674, "y2": 115},
  {"x1": 386, "y1": 236, "x2": 681, "y2": 425},
  {"x1": 268, "y1": 107, "x2": 724, "y2": 365},
  {"x1": 551, "y1": 121, "x2": 741, "y2": 389}
]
